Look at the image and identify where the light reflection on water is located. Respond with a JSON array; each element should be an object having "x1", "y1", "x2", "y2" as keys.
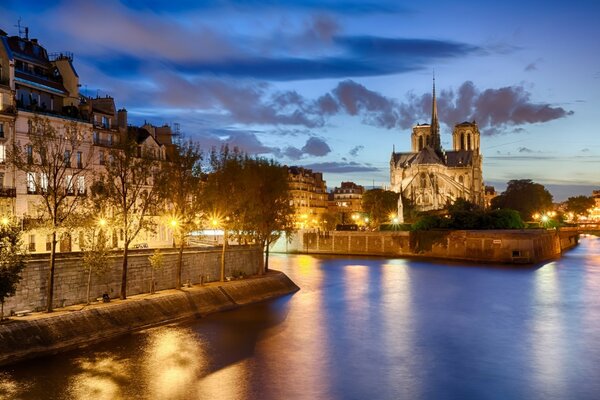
[{"x1": 2, "y1": 236, "x2": 600, "y2": 399}]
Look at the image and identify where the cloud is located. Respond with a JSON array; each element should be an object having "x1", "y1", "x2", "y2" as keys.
[
  {"x1": 279, "y1": 137, "x2": 332, "y2": 160},
  {"x1": 400, "y1": 81, "x2": 574, "y2": 135},
  {"x1": 581, "y1": 148, "x2": 590, "y2": 152},
  {"x1": 301, "y1": 161, "x2": 380, "y2": 173},
  {"x1": 518, "y1": 147, "x2": 534, "y2": 153},
  {"x1": 301, "y1": 137, "x2": 332, "y2": 156},
  {"x1": 349, "y1": 145, "x2": 364, "y2": 156}
]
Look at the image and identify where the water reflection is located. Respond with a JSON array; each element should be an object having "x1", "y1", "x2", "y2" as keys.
[
  {"x1": 2, "y1": 236, "x2": 600, "y2": 399},
  {"x1": 142, "y1": 328, "x2": 206, "y2": 399},
  {"x1": 67, "y1": 355, "x2": 130, "y2": 400}
]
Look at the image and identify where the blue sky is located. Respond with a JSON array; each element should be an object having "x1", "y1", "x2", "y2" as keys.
[{"x1": 2, "y1": 0, "x2": 599, "y2": 200}]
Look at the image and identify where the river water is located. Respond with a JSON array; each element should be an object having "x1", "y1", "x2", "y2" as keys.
[{"x1": 1, "y1": 236, "x2": 600, "y2": 400}]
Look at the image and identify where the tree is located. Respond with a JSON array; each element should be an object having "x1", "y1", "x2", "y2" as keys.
[
  {"x1": 362, "y1": 189, "x2": 400, "y2": 226},
  {"x1": 8, "y1": 116, "x2": 92, "y2": 312},
  {"x1": 565, "y1": 195, "x2": 595, "y2": 219},
  {"x1": 242, "y1": 158, "x2": 294, "y2": 272},
  {"x1": 203, "y1": 146, "x2": 247, "y2": 281},
  {"x1": 0, "y1": 221, "x2": 27, "y2": 320},
  {"x1": 157, "y1": 140, "x2": 203, "y2": 289},
  {"x1": 491, "y1": 179, "x2": 553, "y2": 221},
  {"x1": 148, "y1": 249, "x2": 163, "y2": 294},
  {"x1": 91, "y1": 136, "x2": 160, "y2": 300},
  {"x1": 80, "y1": 217, "x2": 111, "y2": 305}
]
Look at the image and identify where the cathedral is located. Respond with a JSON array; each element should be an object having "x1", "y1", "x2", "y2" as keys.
[{"x1": 390, "y1": 79, "x2": 484, "y2": 212}]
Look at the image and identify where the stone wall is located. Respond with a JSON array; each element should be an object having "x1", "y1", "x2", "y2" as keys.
[
  {"x1": 280, "y1": 229, "x2": 579, "y2": 264},
  {"x1": 0, "y1": 271, "x2": 299, "y2": 367},
  {"x1": 4, "y1": 245, "x2": 262, "y2": 314}
]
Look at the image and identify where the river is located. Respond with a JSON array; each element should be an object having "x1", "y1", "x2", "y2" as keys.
[{"x1": 1, "y1": 235, "x2": 600, "y2": 400}]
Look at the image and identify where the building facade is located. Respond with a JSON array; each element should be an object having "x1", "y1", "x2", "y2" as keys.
[
  {"x1": 0, "y1": 28, "x2": 177, "y2": 252},
  {"x1": 287, "y1": 166, "x2": 328, "y2": 229},
  {"x1": 390, "y1": 79, "x2": 484, "y2": 211}
]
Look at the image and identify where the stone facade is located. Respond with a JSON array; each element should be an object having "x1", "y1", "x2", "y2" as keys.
[
  {"x1": 390, "y1": 79, "x2": 484, "y2": 211},
  {"x1": 4, "y1": 245, "x2": 262, "y2": 313},
  {"x1": 287, "y1": 166, "x2": 328, "y2": 229}
]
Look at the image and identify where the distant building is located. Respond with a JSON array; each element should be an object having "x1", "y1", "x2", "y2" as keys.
[
  {"x1": 328, "y1": 181, "x2": 364, "y2": 223},
  {"x1": 390, "y1": 78, "x2": 484, "y2": 211},
  {"x1": 588, "y1": 190, "x2": 600, "y2": 222},
  {"x1": 287, "y1": 166, "x2": 328, "y2": 229},
  {"x1": 484, "y1": 185, "x2": 497, "y2": 209}
]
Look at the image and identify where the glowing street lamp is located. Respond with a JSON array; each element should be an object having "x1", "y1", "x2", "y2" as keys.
[{"x1": 1, "y1": 217, "x2": 9, "y2": 226}]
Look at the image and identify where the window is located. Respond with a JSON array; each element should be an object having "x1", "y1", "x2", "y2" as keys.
[
  {"x1": 46, "y1": 234, "x2": 52, "y2": 251},
  {"x1": 77, "y1": 176, "x2": 85, "y2": 194},
  {"x1": 0, "y1": 143, "x2": 4, "y2": 163},
  {"x1": 66, "y1": 175, "x2": 73, "y2": 194},
  {"x1": 64, "y1": 150, "x2": 71, "y2": 167},
  {"x1": 93, "y1": 131, "x2": 99, "y2": 144},
  {"x1": 0, "y1": 122, "x2": 4, "y2": 137},
  {"x1": 27, "y1": 172, "x2": 36, "y2": 194},
  {"x1": 0, "y1": 172, "x2": 4, "y2": 189},
  {"x1": 40, "y1": 173, "x2": 48, "y2": 192},
  {"x1": 29, "y1": 234, "x2": 36, "y2": 252},
  {"x1": 102, "y1": 116, "x2": 110, "y2": 129},
  {"x1": 99, "y1": 150, "x2": 105, "y2": 165},
  {"x1": 27, "y1": 145, "x2": 33, "y2": 164},
  {"x1": 108, "y1": 134, "x2": 113, "y2": 145},
  {"x1": 77, "y1": 151, "x2": 83, "y2": 169}
]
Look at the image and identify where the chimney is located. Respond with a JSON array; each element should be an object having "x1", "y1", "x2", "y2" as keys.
[{"x1": 117, "y1": 108, "x2": 127, "y2": 131}]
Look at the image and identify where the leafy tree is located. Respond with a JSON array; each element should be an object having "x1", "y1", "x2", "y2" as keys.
[
  {"x1": 565, "y1": 195, "x2": 595, "y2": 219},
  {"x1": 91, "y1": 136, "x2": 160, "y2": 299},
  {"x1": 148, "y1": 249, "x2": 163, "y2": 294},
  {"x1": 362, "y1": 189, "x2": 400, "y2": 226},
  {"x1": 203, "y1": 146, "x2": 246, "y2": 281},
  {"x1": 157, "y1": 140, "x2": 203, "y2": 289},
  {"x1": 490, "y1": 179, "x2": 553, "y2": 221},
  {"x1": 80, "y1": 217, "x2": 111, "y2": 305},
  {"x1": 8, "y1": 116, "x2": 92, "y2": 312},
  {"x1": 0, "y1": 221, "x2": 27, "y2": 320},
  {"x1": 242, "y1": 158, "x2": 294, "y2": 272}
]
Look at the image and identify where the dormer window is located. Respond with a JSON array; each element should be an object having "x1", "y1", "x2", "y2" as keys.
[{"x1": 102, "y1": 116, "x2": 110, "y2": 129}]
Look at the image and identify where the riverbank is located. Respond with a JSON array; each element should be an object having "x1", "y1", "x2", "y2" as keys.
[
  {"x1": 0, "y1": 271, "x2": 299, "y2": 367},
  {"x1": 274, "y1": 228, "x2": 579, "y2": 264}
]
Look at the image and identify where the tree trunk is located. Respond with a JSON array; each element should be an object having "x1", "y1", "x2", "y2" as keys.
[
  {"x1": 86, "y1": 266, "x2": 92, "y2": 305},
  {"x1": 220, "y1": 229, "x2": 227, "y2": 282},
  {"x1": 264, "y1": 240, "x2": 270, "y2": 273},
  {"x1": 46, "y1": 231, "x2": 57, "y2": 312},
  {"x1": 151, "y1": 265, "x2": 155, "y2": 294},
  {"x1": 121, "y1": 245, "x2": 129, "y2": 300},
  {"x1": 176, "y1": 235, "x2": 184, "y2": 289}
]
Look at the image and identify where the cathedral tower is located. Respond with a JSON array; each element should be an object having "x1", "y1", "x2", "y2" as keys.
[{"x1": 430, "y1": 75, "x2": 442, "y2": 153}]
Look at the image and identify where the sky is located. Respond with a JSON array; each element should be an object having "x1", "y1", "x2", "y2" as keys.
[{"x1": 1, "y1": 0, "x2": 599, "y2": 201}]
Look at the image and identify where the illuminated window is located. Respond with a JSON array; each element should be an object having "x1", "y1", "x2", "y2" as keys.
[
  {"x1": 66, "y1": 175, "x2": 73, "y2": 194},
  {"x1": 27, "y1": 172, "x2": 36, "y2": 193},
  {"x1": 0, "y1": 143, "x2": 5, "y2": 163},
  {"x1": 40, "y1": 173, "x2": 48, "y2": 192},
  {"x1": 77, "y1": 176, "x2": 85, "y2": 194}
]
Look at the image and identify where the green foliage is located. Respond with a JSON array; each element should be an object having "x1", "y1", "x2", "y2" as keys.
[
  {"x1": 0, "y1": 222, "x2": 27, "y2": 319},
  {"x1": 362, "y1": 189, "x2": 399, "y2": 226},
  {"x1": 203, "y1": 145, "x2": 295, "y2": 271},
  {"x1": 148, "y1": 249, "x2": 164, "y2": 271},
  {"x1": 412, "y1": 207, "x2": 524, "y2": 231},
  {"x1": 565, "y1": 195, "x2": 595, "y2": 217},
  {"x1": 490, "y1": 179, "x2": 553, "y2": 220}
]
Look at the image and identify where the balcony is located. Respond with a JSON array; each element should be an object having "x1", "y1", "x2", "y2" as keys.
[{"x1": 0, "y1": 187, "x2": 16, "y2": 197}]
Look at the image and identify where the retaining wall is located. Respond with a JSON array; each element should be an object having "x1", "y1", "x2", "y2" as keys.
[
  {"x1": 0, "y1": 271, "x2": 299, "y2": 367},
  {"x1": 4, "y1": 246, "x2": 262, "y2": 314},
  {"x1": 281, "y1": 229, "x2": 579, "y2": 264}
]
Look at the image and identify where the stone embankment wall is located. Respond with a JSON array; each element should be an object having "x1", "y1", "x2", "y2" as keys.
[
  {"x1": 278, "y1": 229, "x2": 579, "y2": 264},
  {"x1": 0, "y1": 272, "x2": 299, "y2": 367},
  {"x1": 4, "y1": 246, "x2": 262, "y2": 314}
]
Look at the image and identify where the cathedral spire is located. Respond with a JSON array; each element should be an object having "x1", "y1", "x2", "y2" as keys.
[{"x1": 430, "y1": 71, "x2": 442, "y2": 153}]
